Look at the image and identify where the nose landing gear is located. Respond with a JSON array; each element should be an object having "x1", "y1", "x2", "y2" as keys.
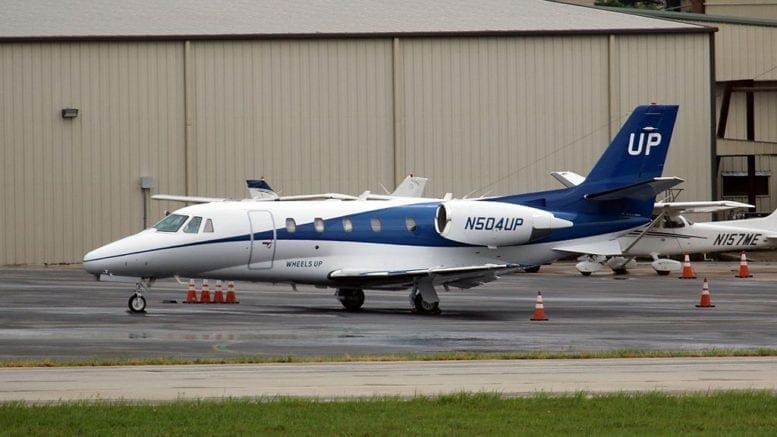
[{"x1": 127, "y1": 279, "x2": 153, "y2": 314}]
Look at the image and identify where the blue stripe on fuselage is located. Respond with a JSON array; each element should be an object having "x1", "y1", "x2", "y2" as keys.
[{"x1": 86, "y1": 202, "x2": 648, "y2": 262}]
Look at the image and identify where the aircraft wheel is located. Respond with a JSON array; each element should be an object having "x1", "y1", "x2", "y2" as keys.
[
  {"x1": 612, "y1": 268, "x2": 628, "y2": 275},
  {"x1": 337, "y1": 289, "x2": 365, "y2": 311},
  {"x1": 413, "y1": 293, "x2": 440, "y2": 315},
  {"x1": 656, "y1": 270, "x2": 671, "y2": 276},
  {"x1": 580, "y1": 271, "x2": 592, "y2": 277},
  {"x1": 128, "y1": 293, "x2": 147, "y2": 313},
  {"x1": 524, "y1": 266, "x2": 541, "y2": 273}
]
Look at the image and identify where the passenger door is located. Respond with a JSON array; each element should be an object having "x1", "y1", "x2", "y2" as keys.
[{"x1": 248, "y1": 210, "x2": 276, "y2": 269}]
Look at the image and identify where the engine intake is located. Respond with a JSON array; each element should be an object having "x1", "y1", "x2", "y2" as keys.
[{"x1": 435, "y1": 200, "x2": 572, "y2": 247}]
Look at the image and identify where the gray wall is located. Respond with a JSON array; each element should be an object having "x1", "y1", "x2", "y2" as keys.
[{"x1": 0, "y1": 33, "x2": 713, "y2": 265}]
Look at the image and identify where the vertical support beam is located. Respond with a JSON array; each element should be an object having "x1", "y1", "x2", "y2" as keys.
[
  {"x1": 183, "y1": 40, "x2": 195, "y2": 196},
  {"x1": 709, "y1": 33, "x2": 719, "y2": 205},
  {"x1": 717, "y1": 81, "x2": 732, "y2": 139},
  {"x1": 392, "y1": 37, "x2": 405, "y2": 187},
  {"x1": 745, "y1": 80, "x2": 755, "y2": 141},
  {"x1": 607, "y1": 34, "x2": 619, "y2": 139},
  {"x1": 747, "y1": 154, "x2": 756, "y2": 212},
  {"x1": 745, "y1": 80, "x2": 756, "y2": 214}
]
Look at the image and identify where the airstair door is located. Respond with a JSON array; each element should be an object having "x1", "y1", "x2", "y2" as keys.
[{"x1": 248, "y1": 210, "x2": 276, "y2": 269}]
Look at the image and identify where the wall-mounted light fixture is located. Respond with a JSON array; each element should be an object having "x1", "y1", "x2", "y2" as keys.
[{"x1": 61, "y1": 108, "x2": 79, "y2": 119}]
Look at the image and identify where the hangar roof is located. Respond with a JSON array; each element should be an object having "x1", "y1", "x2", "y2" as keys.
[{"x1": 3, "y1": 0, "x2": 708, "y2": 41}]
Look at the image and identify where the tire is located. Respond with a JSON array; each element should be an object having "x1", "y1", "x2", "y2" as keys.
[
  {"x1": 413, "y1": 293, "x2": 440, "y2": 314},
  {"x1": 524, "y1": 266, "x2": 541, "y2": 273},
  {"x1": 656, "y1": 270, "x2": 671, "y2": 276},
  {"x1": 337, "y1": 289, "x2": 365, "y2": 311},
  {"x1": 581, "y1": 271, "x2": 592, "y2": 276},
  {"x1": 128, "y1": 294, "x2": 147, "y2": 313}
]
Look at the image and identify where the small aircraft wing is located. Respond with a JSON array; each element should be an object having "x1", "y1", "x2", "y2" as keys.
[
  {"x1": 390, "y1": 175, "x2": 428, "y2": 197},
  {"x1": 328, "y1": 263, "x2": 521, "y2": 289},
  {"x1": 652, "y1": 200, "x2": 753, "y2": 215},
  {"x1": 552, "y1": 239, "x2": 623, "y2": 256},
  {"x1": 151, "y1": 194, "x2": 227, "y2": 203}
]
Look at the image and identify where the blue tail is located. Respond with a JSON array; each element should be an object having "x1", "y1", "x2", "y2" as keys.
[
  {"x1": 583, "y1": 104, "x2": 678, "y2": 188},
  {"x1": 569, "y1": 104, "x2": 680, "y2": 218},
  {"x1": 498, "y1": 104, "x2": 680, "y2": 221}
]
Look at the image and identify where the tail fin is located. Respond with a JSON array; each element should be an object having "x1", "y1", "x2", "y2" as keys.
[
  {"x1": 584, "y1": 104, "x2": 678, "y2": 187},
  {"x1": 246, "y1": 179, "x2": 279, "y2": 200},
  {"x1": 567, "y1": 104, "x2": 680, "y2": 218}
]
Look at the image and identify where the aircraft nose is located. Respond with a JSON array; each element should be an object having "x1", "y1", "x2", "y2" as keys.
[{"x1": 83, "y1": 246, "x2": 111, "y2": 275}]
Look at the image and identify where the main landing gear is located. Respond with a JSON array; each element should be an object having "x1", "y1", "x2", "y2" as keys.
[
  {"x1": 409, "y1": 280, "x2": 441, "y2": 315},
  {"x1": 127, "y1": 279, "x2": 154, "y2": 313},
  {"x1": 336, "y1": 288, "x2": 365, "y2": 311}
]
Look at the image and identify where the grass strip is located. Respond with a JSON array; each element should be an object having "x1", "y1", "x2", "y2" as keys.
[
  {"x1": 2, "y1": 392, "x2": 776, "y2": 436},
  {"x1": 2, "y1": 347, "x2": 777, "y2": 368}
]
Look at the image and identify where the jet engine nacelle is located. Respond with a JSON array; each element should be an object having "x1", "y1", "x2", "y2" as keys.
[{"x1": 434, "y1": 200, "x2": 573, "y2": 247}]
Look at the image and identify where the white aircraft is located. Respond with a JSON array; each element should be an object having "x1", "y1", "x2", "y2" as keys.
[
  {"x1": 84, "y1": 104, "x2": 680, "y2": 314},
  {"x1": 152, "y1": 174, "x2": 429, "y2": 204},
  {"x1": 551, "y1": 170, "x2": 777, "y2": 275}
]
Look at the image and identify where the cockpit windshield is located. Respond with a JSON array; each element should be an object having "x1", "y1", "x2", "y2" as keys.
[{"x1": 153, "y1": 214, "x2": 189, "y2": 232}]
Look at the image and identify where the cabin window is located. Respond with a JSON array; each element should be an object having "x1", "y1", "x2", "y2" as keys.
[
  {"x1": 203, "y1": 219, "x2": 214, "y2": 233},
  {"x1": 405, "y1": 217, "x2": 417, "y2": 232},
  {"x1": 183, "y1": 216, "x2": 203, "y2": 233},
  {"x1": 314, "y1": 217, "x2": 325, "y2": 233},
  {"x1": 286, "y1": 218, "x2": 297, "y2": 233},
  {"x1": 342, "y1": 217, "x2": 353, "y2": 232},
  {"x1": 370, "y1": 217, "x2": 382, "y2": 232},
  {"x1": 153, "y1": 214, "x2": 188, "y2": 232}
]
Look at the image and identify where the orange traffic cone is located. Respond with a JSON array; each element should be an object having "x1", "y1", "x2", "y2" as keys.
[
  {"x1": 530, "y1": 291, "x2": 549, "y2": 321},
  {"x1": 185, "y1": 279, "x2": 197, "y2": 303},
  {"x1": 225, "y1": 281, "x2": 239, "y2": 304},
  {"x1": 199, "y1": 279, "x2": 211, "y2": 303},
  {"x1": 213, "y1": 280, "x2": 225, "y2": 303},
  {"x1": 679, "y1": 254, "x2": 696, "y2": 279},
  {"x1": 735, "y1": 251, "x2": 753, "y2": 278},
  {"x1": 696, "y1": 277, "x2": 715, "y2": 308}
]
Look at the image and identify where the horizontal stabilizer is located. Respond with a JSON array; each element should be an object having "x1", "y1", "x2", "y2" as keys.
[
  {"x1": 550, "y1": 171, "x2": 586, "y2": 188},
  {"x1": 653, "y1": 200, "x2": 753, "y2": 215},
  {"x1": 553, "y1": 239, "x2": 623, "y2": 256},
  {"x1": 585, "y1": 177, "x2": 684, "y2": 201}
]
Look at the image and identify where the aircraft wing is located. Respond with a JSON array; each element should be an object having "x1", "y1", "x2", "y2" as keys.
[
  {"x1": 151, "y1": 194, "x2": 227, "y2": 203},
  {"x1": 552, "y1": 239, "x2": 623, "y2": 256},
  {"x1": 653, "y1": 200, "x2": 753, "y2": 215},
  {"x1": 328, "y1": 263, "x2": 521, "y2": 289}
]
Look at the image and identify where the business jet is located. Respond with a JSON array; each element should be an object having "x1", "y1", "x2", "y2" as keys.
[
  {"x1": 83, "y1": 104, "x2": 680, "y2": 314},
  {"x1": 551, "y1": 171, "x2": 777, "y2": 275}
]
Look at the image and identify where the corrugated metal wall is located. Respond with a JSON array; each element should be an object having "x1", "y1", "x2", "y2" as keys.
[
  {"x1": 713, "y1": 22, "x2": 777, "y2": 82},
  {"x1": 187, "y1": 39, "x2": 395, "y2": 198},
  {"x1": 397, "y1": 34, "x2": 711, "y2": 201},
  {"x1": 0, "y1": 42, "x2": 185, "y2": 265},
  {"x1": 396, "y1": 36, "x2": 611, "y2": 196},
  {"x1": 705, "y1": 1, "x2": 777, "y2": 20},
  {"x1": 0, "y1": 33, "x2": 713, "y2": 265}
]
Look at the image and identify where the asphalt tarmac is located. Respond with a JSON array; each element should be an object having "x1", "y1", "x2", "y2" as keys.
[{"x1": 1, "y1": 261, "x2": 776, "y2": 362}]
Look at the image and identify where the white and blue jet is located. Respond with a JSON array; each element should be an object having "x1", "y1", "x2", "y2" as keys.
[{"x1": 84, "y1": 104, "x2": 680, "y2": 314}]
